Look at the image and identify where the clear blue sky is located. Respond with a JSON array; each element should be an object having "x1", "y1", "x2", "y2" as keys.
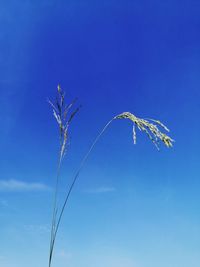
[{"x1": 0, "y1": 1, "x2": 200, "y2": 267}]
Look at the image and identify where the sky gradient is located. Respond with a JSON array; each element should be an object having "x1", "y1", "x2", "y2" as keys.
[{"x1": 0, "y1": 1, "x2": 200, "y2": 267}]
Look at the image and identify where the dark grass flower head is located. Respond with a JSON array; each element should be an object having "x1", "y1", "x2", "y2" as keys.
[
  {"x1": 48, "y1": 85, "x2": 81, "y2": 160},
  {"x1": 115, "y1": 112, "x2": 174, "y2": 150}
]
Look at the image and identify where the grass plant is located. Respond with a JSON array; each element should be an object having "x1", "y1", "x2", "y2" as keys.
[{"x1": 48, "y1": 85, "x2": 174, "y2": 267}]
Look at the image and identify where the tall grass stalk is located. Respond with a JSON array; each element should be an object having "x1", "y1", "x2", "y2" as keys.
[
  {"x1": 48, "y1": 85, "x2": 80, "y2": 267},
  {"x1": 48, "y1": 86, "x2": 174, "y2": 267}
]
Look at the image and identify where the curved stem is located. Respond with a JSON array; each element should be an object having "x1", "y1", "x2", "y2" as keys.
[{"x1": 50, "y1": 117, "x2": 115, "y2": 262}]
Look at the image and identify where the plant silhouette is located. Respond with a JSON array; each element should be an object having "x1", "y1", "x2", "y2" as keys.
[{"x1": 48, "y1": 85, "x2": 174, "y2": 267}]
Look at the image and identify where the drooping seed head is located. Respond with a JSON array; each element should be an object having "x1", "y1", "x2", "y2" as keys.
[{"x1": 115, "y1": 112, "x2": 174, "y2": 150}]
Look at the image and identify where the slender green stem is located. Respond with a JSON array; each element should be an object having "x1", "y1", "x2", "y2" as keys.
[
  {"x1": 49, "y1": 118, "x2": 115, "y2": 263},
  {"x1": 48, "y1": 157, "x2": 62, "y2": 267}
]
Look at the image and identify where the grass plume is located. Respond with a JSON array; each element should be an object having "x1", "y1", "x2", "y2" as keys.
[
  {"x1": 115, "y1": 112, "x2": 174, "y2": 149},
  {"x1": 48, "y1": 85, "x2": 80, "y2": 267}
]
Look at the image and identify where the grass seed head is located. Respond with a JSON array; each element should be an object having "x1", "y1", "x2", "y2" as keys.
[
  {"x1": 49, "y1": 85, "x2": 80, "y2": 160},
  {"x1": 115, "y1": 112, "x2": 174, "y2": 150}
]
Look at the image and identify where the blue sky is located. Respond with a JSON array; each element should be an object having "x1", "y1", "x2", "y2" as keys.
[{"x1": 0, "y1": 0, "x2": 200, "y2": 267}]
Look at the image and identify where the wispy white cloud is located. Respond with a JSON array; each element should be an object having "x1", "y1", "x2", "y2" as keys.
[
  {"x1": 54, "y1": 249, "x2": 73, "y2": 267},
  {"x1": 84, "y1": 186, "x2": 116, "y2": 194},
  {"x1": 86, "y1": 249, "x2": 140, "y2": 267},
  {"x1": 0, "y1": 179, "x2": 51, "y2": 192},
  {"x1": 56, "y1": 249, "x2": 72, "y2": 260},
  {"x1": 23, "y1": 224, "x2": 50, "y2": 234}
]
